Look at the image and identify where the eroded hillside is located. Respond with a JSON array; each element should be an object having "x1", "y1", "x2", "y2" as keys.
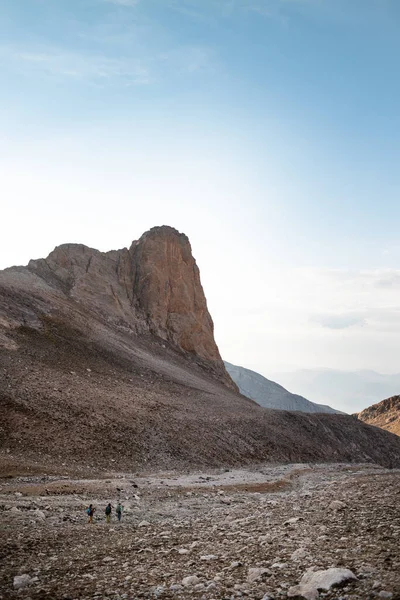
[
  {"x1": 356, "y1": 396, "x2": 400, "y2": 436},
  {"x1": 1, "y1": 226, "x2": 400, "y2": 473}
]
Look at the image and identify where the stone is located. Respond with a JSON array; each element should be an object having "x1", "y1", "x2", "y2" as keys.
[
  {"x1": 291, "y1": 548, "x2": 308, "y2": 560},
  {"x1": 247, "y1": 567, "x2": 271, "y2": 583},
  {"x1": 13, "y1": 574, "x2": 32, "y2": 589},
  {"x1": 193, "y1": 583, "x2": 205, "y2": 591},
  {"x1": 200, "y1": 554, "x2": 218, "y2": 561},
  {"x1": 288, "y1": 567, "x2": 357, "y2": 600},
  {"x1": 284, "y1": 517, "x2": 303, "y2": 525},
  {"x1": 378, "y1": 593, "x2": 393, "y2": 599},
  {"x1": 328, "y1": 501, "x2": 347, "y2": 511},
  {"x1": 138, "y1": 520, "x2": 151, "y2": 527},
  {"x1": 182, "y1": 575, "x2": 200, "y2": 587},
  {"x1": 152, "y1": 585, "x2": 165, "y2": 597}
]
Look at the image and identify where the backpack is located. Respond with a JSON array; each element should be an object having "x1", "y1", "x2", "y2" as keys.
[
  {"x1": 105, "y1": 505, "x2": 111, "y2": 515},
  {"x1": 87, "y1": 507, "x2": 91, "y2": 515}
]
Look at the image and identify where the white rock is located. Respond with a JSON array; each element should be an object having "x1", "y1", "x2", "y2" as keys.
[
  {"x1": 271, "y1": 562, "x2": 287, "y2": 569},
  {"x1": 291, "y1": 548, "x2": 308, "y2": 560},
  {"x1": 284, "y1": 517, "x2": 303, "y2": 525},
  {"x1": 13, "y1": 574, "x2": 32, "y2": 589},
  {"x1": 247, "y1": 567, "x2": 271, "y2": 583},
  {"x1": 378, "y1": 593, "x2": 393, "y2": 599},
  {"x1": 193, "y1": 583, "x2": 205, "y2": 591},
  {"x1": 34, "y1": 510, "x2": 46, "y2": 519},
  {"x1": 178, "y1": 548, "x2": 189, "y2": 554},
  {"x1": 200, "y1": 554, "x2": 218, "y2": 561},
  {"x1": 102, "y1": 556, "x2": 115, "y2": 563},
  {"x1": 287, "y1": 567, "x2": 357, "y2": 600},
  {"x1": 10, "y1": 507, "x2": 21, "y2": 514},
  {"x1": 138, "y1": 520, "x2": 151, "y2": 527},
  {"x1": 182, "y1": 575, "x2": 200, "y2": 587},
  {"x1": 328, "y1": 500, "x2": 347, "y2": 511},
  {"x1": 152, "y1": 585, "x2": 165, "y2": 597}
]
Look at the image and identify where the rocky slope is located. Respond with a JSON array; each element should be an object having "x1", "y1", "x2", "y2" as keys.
[
  {"x1": 356, "y1": 396, "x2": 400, "y2": 436},
  {"x1": 1, "y1": 225, "x2": 400, "y2": 471},
  {"x1": 225, "y1": 362, "x2": 341, "y2": 414},
  {"x1": 1, "y1": 464, "x2": 399, "y2": 599}
]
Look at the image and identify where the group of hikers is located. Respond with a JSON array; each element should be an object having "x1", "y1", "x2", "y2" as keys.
[{"x1": 86, "y1": 502, "x2": 123, "y2": 524}]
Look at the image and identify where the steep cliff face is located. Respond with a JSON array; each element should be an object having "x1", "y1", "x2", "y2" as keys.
[
  {"x1": 356, "y1": 396, "x2": 400, "y2": 436},
  {"x1": 129, "y1": 227, "x2": 221, "y2": 361},
  {"x1": 4, "y1": 226, "x2": 233, "y2": 388}
]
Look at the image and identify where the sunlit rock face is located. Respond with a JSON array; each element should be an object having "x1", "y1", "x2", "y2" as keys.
[
  {"x1": 356, "y1": 395, "x2": 400, "y2": 436},
  {"x1": 1, "y1": 225, "x2": 235, "y2": 389}
]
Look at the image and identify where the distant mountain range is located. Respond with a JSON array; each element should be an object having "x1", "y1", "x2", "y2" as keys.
[
  {"x1": 272, "y1": 369, "x2": 400, "y2": 413},
  {"x1": 224, "y1": 362, "x2": 341, "y2": 414}
]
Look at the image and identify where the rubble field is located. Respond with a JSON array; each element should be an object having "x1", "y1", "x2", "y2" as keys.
[{"x1": 0, "y1": 463, "x2": 399, "y2": 600}]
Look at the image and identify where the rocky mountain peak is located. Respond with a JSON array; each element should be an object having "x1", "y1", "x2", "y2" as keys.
[
  {"x1": 129, "y1": 225, "x2": 220, "y2": 361},
  {"x1": 1, "y1": 225, "x2": 234, "y2": 388}
]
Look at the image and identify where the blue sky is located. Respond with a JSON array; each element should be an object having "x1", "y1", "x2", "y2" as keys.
[{"x1": 1, "y1": 0, "x2": 400, "y2": 399}]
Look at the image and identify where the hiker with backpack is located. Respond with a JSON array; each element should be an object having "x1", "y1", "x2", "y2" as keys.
[
  {"x1": 87, "y1": 504, "x2": 95, "y2": 524},
  {"x1": 105, "y1": 503, "x2": 112, "y2": 523},
  {"x1": 116, "y1": 502, "x2": 123, "y2": 522}
]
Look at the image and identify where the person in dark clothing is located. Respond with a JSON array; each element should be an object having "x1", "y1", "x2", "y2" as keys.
[
  {"x1": 105, "y1": 503, "x2": 112, "y2": 523},
  {"x1": 87, "y1": 504, "x2": 95, "y2": 524},
  {"x1": 116, "y1": 503, "x2": 123, "y2": 522}
]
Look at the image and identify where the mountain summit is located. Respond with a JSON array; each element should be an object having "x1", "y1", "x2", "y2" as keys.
[
  {"x1": 1, "y1": 226, "x2": 400, "y2": 472},
  {"x1": 3, "y1": 225, "x2": 233, "y2": 389}
]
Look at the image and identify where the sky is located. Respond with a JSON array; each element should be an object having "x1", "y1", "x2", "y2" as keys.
[{"x1": 1, "y1": 0, "x2": 400, "y2": 395}]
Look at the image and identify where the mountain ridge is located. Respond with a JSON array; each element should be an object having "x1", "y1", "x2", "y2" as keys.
[
  {"x1": 1, "y1": 226, "x2": 400, "y2": 472},
  {"x1": 225, "y1": 362, "x2": 342, "y2": 413},
  {"x1": 356, "y1": 396, "x2": 400, "y2": 436}
]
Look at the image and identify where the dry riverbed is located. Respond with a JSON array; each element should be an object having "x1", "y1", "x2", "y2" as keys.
[{"x1": 0, "y1": 463, "x2": 399, "y2": 600}]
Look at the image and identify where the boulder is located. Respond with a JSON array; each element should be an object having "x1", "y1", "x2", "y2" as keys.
[
  {"x1": 288, "y1": 567, "x2": 357, "y2": 600},
  {"x1": 13, "y1": 574, "x2": 32, "y2": 589},
  {"x1": 247, "y1": 567, "x2": 271, "y2": 583},
  {"x1": 182, "y1": 575, "x2": 200, "y2": 587}
]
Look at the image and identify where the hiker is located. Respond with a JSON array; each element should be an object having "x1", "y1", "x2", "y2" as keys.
[
  {"x1": 116, "y1": 502, "x2": 123, "y2": 522},
  {"x1": 87, "y1": 504, "x2": 95, "y2": 524},
  {"x1": 105, "y1": 503, "x2": 112, "y2": 523}
]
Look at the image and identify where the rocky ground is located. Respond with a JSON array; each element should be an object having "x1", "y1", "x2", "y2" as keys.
[{"x1": 1, "y1": 463, "x2": 399, "y2": 600}]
